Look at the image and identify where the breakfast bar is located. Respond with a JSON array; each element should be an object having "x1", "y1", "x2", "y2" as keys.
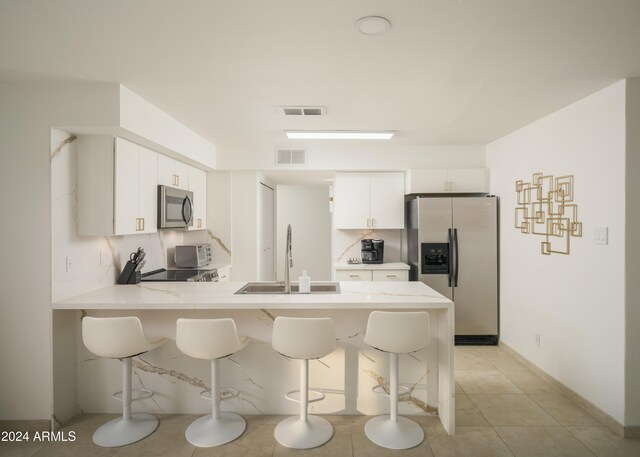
[{"x1": 51, "y1": 281, "x2": 455, "y2": 435}]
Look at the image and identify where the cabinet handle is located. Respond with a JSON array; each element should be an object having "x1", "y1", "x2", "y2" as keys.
[
  {"x1": 140, "y1": 217, "x2": 144, "y2": 231},
  {"x1": 444, "y1": 181, "x2": 452, "y2": 191},
  {"x1": 367, "y1": 218, "x2": 370, "y2": 227},
  {"x1": 197, "y1": 218, "x2": 202, "y2": 228},
  {"x1": 135, "y1": 218, "x2": 145, "y2": 231},
  {"x1": 349, "y1": 274, "x2": 360, "y2": 278},
  {"x1": 173, "y1": 174, "x2": 179, "y2": 186},
  {"x1": 372, "y1": 218, "x2": 376, "y2": 227},
  {"x1": 386, "y1": 274, "x2": 397, "y2": 278}
]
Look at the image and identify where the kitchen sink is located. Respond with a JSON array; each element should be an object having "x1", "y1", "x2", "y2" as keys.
[{"x1": 234, "y1": 282, "x2": 341, "y2": 295}]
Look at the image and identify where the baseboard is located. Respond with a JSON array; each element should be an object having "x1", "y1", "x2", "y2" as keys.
[
  {"x1": 0, "y1": 419, "x2": 51, "y2": 433},
  {"x1": 499, "y1": 342, "x2": 628, "y2": 438},
  {"x1": 624, "y1": 426, "x2": 640, "y2": 439}
]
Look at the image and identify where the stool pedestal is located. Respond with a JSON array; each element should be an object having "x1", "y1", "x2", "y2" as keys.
[
  {"x1": 184, "y1": 358, "x2": 246, "y2": 447},
  {"x1": 92, "y1": 357, "x2": 159, "y2": 447}
]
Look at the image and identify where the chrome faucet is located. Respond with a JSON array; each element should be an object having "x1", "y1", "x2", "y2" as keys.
[{"x1": 284, "y1": 224, "x2": 293, "y2": 293}]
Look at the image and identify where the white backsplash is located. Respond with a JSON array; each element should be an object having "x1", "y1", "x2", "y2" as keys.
[
  {"x1": 51, "y1": 129, "x2": 184, "y2": 301},
  {"x1": 332, "y1": 228, "x2": 402, "y2": 266}
]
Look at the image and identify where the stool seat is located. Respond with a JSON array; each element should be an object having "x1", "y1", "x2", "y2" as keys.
[
  {"x1": 176, "y1": 318, "x2": 248, "y2": 448},
  {"x1": 81, "y1": 316, "x2": 167, "y2": 448},
  {"x1": 363, "y1": 311, "x2": 430, "y2": 450},
  {"x1": 272, "y1": 317, "x2": 336, "y2": 449}
]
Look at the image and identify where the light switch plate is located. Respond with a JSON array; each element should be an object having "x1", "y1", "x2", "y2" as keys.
[
  {"x1": 594, "y1": 227, "x2": 608, "y2": 245},
  {"x1": 100, "y1": 251, "x2": 112, "y2": 267}
]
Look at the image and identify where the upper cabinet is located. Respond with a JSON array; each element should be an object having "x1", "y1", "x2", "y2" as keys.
[
  {"x1": 77, "y1": 136, "x2": 157, "y2": 236},
  {"x1": 188, "y1": 167, "x2": 207, "y2": 231},
  {"x1": 334, "y1": 172, "x2": 404, "y2": 229},
  {"x1": 405, "y1": 168, "x2": 489, "y2": 194},
  {"x1": 158, "y1": 153, "x2": 189, "y2": 190}
]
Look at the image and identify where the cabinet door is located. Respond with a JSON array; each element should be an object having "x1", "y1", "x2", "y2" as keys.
[
  {"x1": 372, "y1": 270, "x2": 409, "y2": 281},
  {"x1": 334, "y1": 173, "x2": 371, "y2": 229},
  {"x1": 188, "y1": 167, "x2": 207, "y2": 231},
  {"x1": 335, "y1": 269, "x2": 371, "y2": 281},
  {"x1": 173, "y1": 160, "x2": 190, "y2": 190},
  {"x1": 157, "y1": 154, "x2": 189, "y2": 189},
  {"x1": 157, "y1": 153, "x2": 175, "y2": 187},
  {"x1": 137, "y1": 145, "x2": 158, "y2": 234},
  {"x1": 370, "y1": 172, "x2": 404, "y2": 229},
  {"x1": 447, "y1": 169, "x2": 488, "y2": 192},
  {"x1": 114, "y1": 138, "x2": 141, "y2": 235},
  {"x1": 406, "y1": 169, "x2": 448, "y2": 193}
]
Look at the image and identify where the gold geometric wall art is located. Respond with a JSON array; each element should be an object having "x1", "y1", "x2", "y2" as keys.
[{"x1": 515, "y1": 173, "x2": 582, "y2": 255}]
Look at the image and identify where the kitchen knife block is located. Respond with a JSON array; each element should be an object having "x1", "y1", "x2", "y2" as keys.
[{"x1": 117, "y1": 260, "x2": 141, "y2": 284}]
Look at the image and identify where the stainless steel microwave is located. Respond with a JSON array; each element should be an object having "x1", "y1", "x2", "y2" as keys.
[{"x1": 158, "y1": 185, "x2": 193, "y2": 229}]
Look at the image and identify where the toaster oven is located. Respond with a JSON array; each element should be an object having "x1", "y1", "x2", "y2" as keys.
[{"x1": 174, "y1": 244, "x2": 212, "y2": 268}]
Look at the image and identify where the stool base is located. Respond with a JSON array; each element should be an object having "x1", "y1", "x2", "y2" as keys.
[
  {"x1": 185, "y1": 412, "x2": 246, "y2": 447},
  {"x1": 274, "y1": 415, "x2": 333, "y2": 449},
  {"x1": 92, "y1": 413, "x2": 158, "y2": 447},
  {"x1": 364, "y1": 415, "x2": 424, "y2": 450}
]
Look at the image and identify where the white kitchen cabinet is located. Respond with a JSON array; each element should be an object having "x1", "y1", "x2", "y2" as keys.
[
  {"x1": 406, "y1": 168, "x2": 488, "y2": 194},
  {"x1": 217, "y1": 265, "x2": 231, "y2": 282},
  {"x1": 158, "y1": 153, "x2": 189, "y2": 190},
  {"x1": 334, "y1": 172, "x2": 404, "y2": 229},
  {"x1": 335, "y1": 269, "x2": 371, "y2": 281},
  {"x1": 372, "y1": 270, "x2": 409, "y2": 281},
  {"x1": 78, "y1": 136, "x2": 157, "y2": 236},
  {"x1": 335, "y1": 267, "x2": 409, "y2": 282},
  {"x1": 188, "y1": 167, "x2": 207, "y2": 231}
]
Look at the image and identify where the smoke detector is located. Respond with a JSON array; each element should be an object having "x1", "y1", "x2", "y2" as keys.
[
  {"x1": 355, "y1": 16, "x2": 391, "y2": 35},
  {"x1": 279, "y1": 106, "x2": 326, "y2": 116}
]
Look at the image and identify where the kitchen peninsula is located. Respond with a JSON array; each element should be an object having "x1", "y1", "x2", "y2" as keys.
[{"x1": 52, "y1": 281, "x2": 455, "y2": 434}]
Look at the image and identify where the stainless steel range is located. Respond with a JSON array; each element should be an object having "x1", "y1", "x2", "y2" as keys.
[{"x1": 140, "y1": 268, "x2": 218, "y2": 282}]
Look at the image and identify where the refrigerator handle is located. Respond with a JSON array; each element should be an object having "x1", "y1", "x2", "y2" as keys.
[
  {"x1": 447, "y1": 228, "x2": 453, "y2": 287},
  {"x1": 453, "y1": 228, "x2": 459, "y2": 287}
]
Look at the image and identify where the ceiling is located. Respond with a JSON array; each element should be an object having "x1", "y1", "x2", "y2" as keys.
[{"x1": 2, "y1": 0, "x2": 640, "y2": 159}]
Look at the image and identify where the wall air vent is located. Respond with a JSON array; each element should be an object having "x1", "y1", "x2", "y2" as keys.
[
  {"x1": 276, "y1": 148, "x2": 307, "y2": 166},
  {"x1": 279, "y1": 106, "x2": 326, "y2": 116}
]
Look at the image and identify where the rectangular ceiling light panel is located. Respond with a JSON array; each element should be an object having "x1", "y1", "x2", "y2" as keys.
[{"x1": 284, "y1": 130, "x2": 395, "y2": 140}]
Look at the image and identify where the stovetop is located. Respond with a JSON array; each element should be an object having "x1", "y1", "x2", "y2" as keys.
[{"x1": 140, "y1": 268, "x2": 218, "y2": 282}]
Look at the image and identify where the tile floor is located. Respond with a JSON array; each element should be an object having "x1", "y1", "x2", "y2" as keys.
[{"x1": 3, "y1": 345, "x2": 639, "y2": 457}]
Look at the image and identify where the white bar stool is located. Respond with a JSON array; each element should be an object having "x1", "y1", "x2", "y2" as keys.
[
  {"x1": 176, "y1": 318, "x2": 249, "y2": 447},
  {"x1": 363, "y1": 311, "x2": 430, "y2": 450},
  {"x1": 272, "y1": 317, "x2": 336, "y2": 449},
  {"x1": 82, "y1": 316, "x2": 167, "y2": 447}
]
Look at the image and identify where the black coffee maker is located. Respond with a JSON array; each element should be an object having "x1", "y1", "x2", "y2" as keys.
[{"x1": 361, "y1": 239, "x2": 384, "y2": 264}]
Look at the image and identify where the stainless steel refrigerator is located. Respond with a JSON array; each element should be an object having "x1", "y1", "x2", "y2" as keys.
[{"x1": 405, "y1": 196, "x2": 498, "y2": 344}]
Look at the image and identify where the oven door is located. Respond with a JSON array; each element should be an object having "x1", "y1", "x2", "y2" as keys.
[{"x1": 158, "y1": 185, "x2": 194, "y2": 229}]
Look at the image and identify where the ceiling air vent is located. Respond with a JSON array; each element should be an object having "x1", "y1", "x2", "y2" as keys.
[
  {"x1": 276, "y1": 148, "x2": 307, "y2": 166},
  {"x1": 279, "y1": 106, "x2": 326, "y2": 116}
]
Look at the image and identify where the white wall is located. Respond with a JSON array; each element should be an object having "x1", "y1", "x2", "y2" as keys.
[
  {"x1": 625, "y1": 78, "x2": 640, "y2": 427},
  {"x1": 183, "y1": 171, "x2": 233, "y2": 268},
  {"x1": 487, "y1": 81, "x2": 627, "y2": 422},
  {"x1": 229, "y1": 172, "x2": 261, "y2": 281},
  {"x1": 219, "y1": 143, "x2": 486, "y2": 171},
  {"x1": 0, "y1": 83, "x2": 120, "y2": 421},
  {"x1": 276, "y1": 185, "x2": 332, "y2": 281}
]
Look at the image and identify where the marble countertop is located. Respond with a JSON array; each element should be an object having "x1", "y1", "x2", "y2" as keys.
[
  {"x1": 334, "y1": 262, "x2": 410, "y2": 270},
  {"x1": 52, "y1": 281, "x2": 451, "y2": 310}
]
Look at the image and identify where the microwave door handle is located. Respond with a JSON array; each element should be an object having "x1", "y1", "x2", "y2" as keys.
[{"x1": 182, "y1": 195, "x2": 194, "y2": 225}]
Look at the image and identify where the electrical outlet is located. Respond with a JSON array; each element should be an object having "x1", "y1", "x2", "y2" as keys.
[
  {"x1": 100, "y1": 251, "x2": 112, "y2": 267},
  {"x1": 65, "y1": 255, "x2": 77, "y2": 272},
  {"x1": 594, "y1": 227, "x2": 608, "y2": 245},
  {"x1": 535, "y1": 332, "x2": 541, "y2": 347}
]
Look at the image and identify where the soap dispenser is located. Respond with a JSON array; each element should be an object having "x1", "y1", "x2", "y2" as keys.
[{"x1": 298, "y1": 270, "x2": 311, "y2": 294}]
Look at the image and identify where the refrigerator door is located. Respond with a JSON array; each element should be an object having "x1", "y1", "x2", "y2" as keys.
[
  {"x1": 417, "y1": 197, "x2": 453, "y2": 300},
  {"x1": 452, "y1": 196, "x2": 498, "y2": 335}
]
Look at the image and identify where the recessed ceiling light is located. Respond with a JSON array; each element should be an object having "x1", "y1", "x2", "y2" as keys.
[
  {"x1": 284, "y1": 130, "x2": 395, "y2": 140},
  {"x1": 355, "y1": 16, "x2": 391, "y2": 35}
]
